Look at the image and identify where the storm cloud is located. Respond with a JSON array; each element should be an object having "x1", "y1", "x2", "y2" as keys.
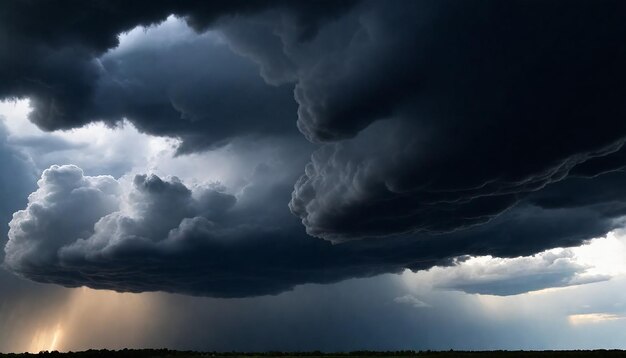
[
  {"x1": 4, "y1": 164, "x2": 399, "y2": 297},
  {"x1": 0, "y1": 0, "x2": 353, "y2": 150},
  {"x1": 282, "y1": 0, "x2": 626, "y2": 241},
  {"x1": 3, "y1": 0, "x2": 626, "y2": 297},
  {"x1": 5, "y1": 162, "x2": 626, "y2": 297}
]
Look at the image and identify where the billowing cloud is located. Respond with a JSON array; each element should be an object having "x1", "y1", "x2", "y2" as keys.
[
  {"x1": 3, "y1": 0, "x2": 626, "y2": 298},
  {"x1": 88, "y1": 18, "x2": 300, "y2": 153},
  {"x1": 5, "y1": 0, "x2": 626, "y2": 241},
  {"x1": 5, "y1": 164, "x2": 383, "y2": 297},
  {"x1": 0, "y1": 1, "x2": 353, "y2": 149},
  {"x1": 5, "y1": 162, "x2": 626, "y2": 297},
  {"x1": 279, "y1": 0, "x2": 626, "y2": 241},
  {"x1": 3, "y1": 15, "x2": 299, "y2": 153},
  {"x1": 4, "y1": 165, "x2": 121, "y2": 270}
]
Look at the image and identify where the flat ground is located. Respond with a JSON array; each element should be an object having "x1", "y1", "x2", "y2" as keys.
[{"x1": 2, "y1": 351, "x2": 626, "y2": 358}]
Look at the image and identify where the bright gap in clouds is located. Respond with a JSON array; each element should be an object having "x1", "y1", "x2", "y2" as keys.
[
  {"x1": 400, "y1": 230, "x2": 626, "y2": 297},
  {"x1": 0, "y1": 98, "x2": 259, "y2": 190},
  {"x1": 568, "y1": 313, "x2": 626, "y2": 326},
  {"x1": 0, "y1": 98, "x2": 174, "y2": 178},
  {"x1": 573, "y1": 230, "x2": 626, "y2": 277}
]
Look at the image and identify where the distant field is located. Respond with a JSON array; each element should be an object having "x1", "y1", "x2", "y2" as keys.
[{"x1": 2, "y1": 350, "x2": 626, "y2": 358}]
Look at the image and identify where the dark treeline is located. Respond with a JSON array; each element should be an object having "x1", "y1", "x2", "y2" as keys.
[{"x1": 2, "y1": 350, "x2": 626, "y2": 358}]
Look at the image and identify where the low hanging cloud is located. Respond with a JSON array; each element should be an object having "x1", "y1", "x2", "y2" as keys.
[
  {"x1": 5, "y1": 164, "x2": 395, "y2": 297},
  {"x1": 288, "y1": 120, "x2": 626, "y2": 242},
  {"x1": 5, "y1": 163, "x2": 626, "y2": 297},
  {"x1": 277, "y1": 0, "x2": 626, "y2": 242},
  {"x1": 5, "y1": 165, "x2": 290, "y2": 296},
  {"x1": 5, "y1": 0, "x2": 626, "y2": 240},
  {"x1": 4, "y1": 0, "x2": 626, "y2": 297}
]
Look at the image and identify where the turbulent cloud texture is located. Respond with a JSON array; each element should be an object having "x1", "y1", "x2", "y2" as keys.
[
  {"x1": 283, "y1": 0, "x2": 626, "y2": 241},
  {"x1": 6, "y1": 164, "x2": 397, "y2": 297},
  {"x1": 4, "y1": 0, "x2": 626, "y2": 297},
  {"x1": 5, "y1": 163, "x2": 626, "y2": 297},
  {"x1": 0, "y1": 1, "x2": 352, "y2": 150}
]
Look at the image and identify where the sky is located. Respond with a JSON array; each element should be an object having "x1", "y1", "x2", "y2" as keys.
[{"x1": 2, "y1": 0, "x2": 626, "y2": 352}]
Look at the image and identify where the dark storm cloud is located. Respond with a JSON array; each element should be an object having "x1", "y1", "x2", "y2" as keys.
[
  {"x1": 2, "y1": 17, "x2": 293, "y2": 152},
  {"x1": 4, "y1": 164, "x2": 399, "y2": 297},
  {"x1": 4, "y1": 0, "x2": 626, "y2": 297},
  {"x1": 275, "y1": 0, "x2": 626, "y2": 241},
  {"x1": 5, "y1": 0, "x2": 626, "y2": 238},
  {"x1": 289, "y1": 119, "x2": 625, "y2": 242},
  {"x1": 90, "y1": 23, "x2": 297, "y2": 153},
  {"x1": 0, "y1": 0, "x2": 354, "y2": 150},
  {"x1": 5, "y1": 163, "x2": 626, "y2": 297}
]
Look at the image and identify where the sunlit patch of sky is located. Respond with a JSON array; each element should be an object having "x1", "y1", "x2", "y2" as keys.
[{"x1": 0, "y1": 98, "x2": 283, "y2": 192}]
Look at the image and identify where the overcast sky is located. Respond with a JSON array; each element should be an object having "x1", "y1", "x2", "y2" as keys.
[{"x1": 2, "y1": 1, "x2": 626, "y2": 352}]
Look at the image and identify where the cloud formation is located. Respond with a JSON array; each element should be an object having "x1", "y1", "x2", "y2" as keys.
[
  {"x1": 89, "y1": 18, "x2": 300, "y2": 152},
  {"x1": 0, "y1": 1, "x2": 353, "y2": 150},
  {"x1": 430, "y1": 251, "x2": 609, "y2": 296},
  {"x1": 5, "y1": 0, "x2": 626, "y2": 240},
  {"x1": 5, "y1": 164, "x2": 384, "y2": 297},
  {"x1": 4, "y1": 0, "x2": 626, "y2": 297},
  {"x1": 5, "y1": 162, "x2": 626, "y2": 297},
  {"x1": 281, "y1": 0, "x2": 626, "y2": 241}
]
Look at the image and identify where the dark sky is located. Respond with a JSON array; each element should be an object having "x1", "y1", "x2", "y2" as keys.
[{"x1": 1, "y1": 0, "x2": 626, "y2": 352}]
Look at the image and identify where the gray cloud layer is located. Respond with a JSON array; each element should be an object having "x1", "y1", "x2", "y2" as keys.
[
  {"x1": 5, "y1": 162, "x2": 626, "y2": 297},
  {"x1": 281, "y1": 0, "x2": 626, "y2": 242},
  {"x1": 4, "y1": 0, "x2": 626, "y2": 297},
  {"x1": 0, "y1": 1, "x2": 353, "y2": 150}
]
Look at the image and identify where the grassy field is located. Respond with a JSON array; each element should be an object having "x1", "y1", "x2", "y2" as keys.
[{"x1": 2, "y1": 350, "x2": 626, "y2": 358}]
